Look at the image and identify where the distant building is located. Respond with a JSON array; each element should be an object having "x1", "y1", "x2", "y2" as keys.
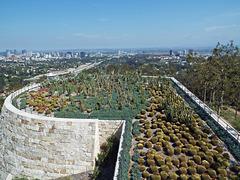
[
  {"x1": 189, "y1": 49, "x2": 193, "y2": 54},
  {"x1": 169, "y1": 50, "x2": 174, "y2": 56},
  {"x1": 183, "y1": 50, "x2": 187, "y2": 55},
  {"x1": 14, "y1": 49, "x2": 17, "y2": 55},
  {"x1": 22, "y1": 49, "x2": 27, "y2": 55},
  {"x1": 80, "y1": 52, "x2": 85, "y2": 58}
]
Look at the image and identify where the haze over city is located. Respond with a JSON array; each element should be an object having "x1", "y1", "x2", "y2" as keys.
[{"x1": 1, "y1": 0, "x2": 240, "y2": 51}]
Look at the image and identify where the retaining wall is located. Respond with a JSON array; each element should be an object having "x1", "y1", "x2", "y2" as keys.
[{"x1": 0, "y1": 86, "x2": 123, "y2": 179}]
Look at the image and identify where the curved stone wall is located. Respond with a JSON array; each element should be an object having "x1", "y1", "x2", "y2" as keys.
[{"x1": 0, "y1": 85, "x2": 123, "y2": 179}]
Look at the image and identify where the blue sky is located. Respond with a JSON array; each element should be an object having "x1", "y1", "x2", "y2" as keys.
[{"x1": 0, "y1": 0, "x2": 240, "y2": 50}]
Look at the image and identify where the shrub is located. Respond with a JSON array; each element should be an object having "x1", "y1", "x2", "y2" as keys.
[
  {"x1": 207, "y1": 168, "x2": 217, "y2": 178},
  {"x1": 160, "y1": 171, "x2": 168, "y2": 180},
  {"x1": 220, "y1": 160, "x2": 230, "y2": 168},
  {"x1": 142, "y1": 171, "x2": 150, "y2": 178},
  {"x1": 165, "y1": 157, "x2": 171, "y2": 162},
  {"x1": 147, "y1": 153, "x2": 155, "y2": 159},
  {"x1": 180, "y1": 162, "x2": 188, "y2": 168},
  {"x1": 146, "y1": 131, "x2": 153, "y2": 138},
  {"x1": 154, "y1": 154, "x2": 162, "y2": 161},
  {"x1": 198, "y1": 151, "x2": 206, "y2": 158},
  {"x1": 201, "y1": 145, "x2": 209, "y2": 152},
  {"x1": 141, "y1": 109, "x2": 146, "y2": 114},
  {"x1": 188, "y1": 166, "x2": 197, "y2": 175},
  {"x1": 201, "y1": 173, "x2": 211, "y2": 180},
  {"x1": 137, "y1": 164, "x2": 145, "y2": 172},
  {"x1": 164, "y1": 135, "x2": 170, "y2": 141},
  {"x1": 222, "y1": 152, "x2": 230, "y2": 160},
  {"x1": 231, "y1": 165, "x2": 240, "y2": 173},
  {"x1": 218, "y1": 173, "x2": 228, "y2": 180},
  {"x1": 211, "y1": 139, "x2": 219, "y2": 146},
  {"x1": 161, "y1": 165, "x2": 169, "y2": 172},
  {"x1": 169, "y1": 172, "x2": 178, "y2": 180}
]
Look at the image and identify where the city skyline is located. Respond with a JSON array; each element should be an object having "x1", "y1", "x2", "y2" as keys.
[{"x1": 0, "y1": 0, "x2": 240, "y2": 50}]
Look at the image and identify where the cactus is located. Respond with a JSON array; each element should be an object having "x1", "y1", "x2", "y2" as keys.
[
  {"x1": 142, "y1": 171, "x2": 150, "y2": 178},
  {"x1": 188, "y1": 166, "x2": 197, "y2": 175},
  {"x1": 169, "y1": 172, "x2": 178, "y2": 180},
  {"x1": 151, "y1": 137, "x2": 158, "y2": 144},
  {"x1": 217, "y1": 168, "x2": 227, "y2": 176},
  {"x1": 147, "y1": 158, "x2": 155, "y2": 166},
  {"x1": 207, "y1": 168, "x2": 217, "y2": 178},
  {"x1": 179, "y1": 155, "x2": 187, "y2": 162},
  {"x1": 229, "y1": 174, "x2": 239, "y2": 180},
  {"x1": 215, "y1": 146, "x2": 224, "y2": 153},
  {"x1": 172, "y1": 159, "x2": 180, "y2": 167},
  {"x1": 167, "y1": 148, "x2": 174, "y2": 156},
  {"x1": 161, "y1": 165, "x2": 170, "y2": 172},
  {"x1": 202, "y1": 160, "x2": 210, "y2": 168},
  {"x1": 174, "y1": 147, "x2": 181, "y2": 155},
  {"x1": 160, "y1": 171, "x2": 168, "y2": 180},
  {"x1": 151, "y1": 172, "x2": 161, "y2": 180},
  {"x1": 137, "y1": 164, "x2": 145, "y2": 172},
  {"x1": 154, "y1": 154, "x2": 162, "y2": 161},
  {"x1": 137, "y1": 157, "x2": 145, "y2": 164},
  {"x1": 193, "y1": 155, "x2": 201, "y2": 164},
  {"x1": 189, "y1": 149, "x2": 197, "y2": 156},
  {"x1": 150, "y1": 164, "x2": 158, "y2": 173},
  {"x1": 197, "y1": 151, "x2": 206, "y2": 158},
  {"x1": 154, "y1": 144, "x2": 162, "y2": 151},
  {"x1": 191, "y1": 174, "x2": 201, "y2": 180},
  {"x1": 201, "y1": 173, "x2": 211, "y2": 180},
  {"x1": 197, "y1": 165, "x2": 206, "y2": 174},
  {"x1": 205, "y1": 155, "x2": 214, "y2": 164},
  {"x1": 179, "y1": 174, "x2": 188, "y2": 180},
  {"x1": 188, "y1": 160, "x2": 196, "y2": 167},
  {"x1": 140, "y1": 151, "x2": 146, "y2": 156},
  {"x1": 146, "y1": 141, "x2": 153, "y2": 148},
  {"x1": 137, "y1": 143, "x2": 144, "y2": 149},
  {"x1": 179, "y1": 167, "x2": 187, "y2": 174},
  {"x1": 180, "y1": 162, "x2": 188, "y2": 168},
  {"x1": 166, "y1": 161, "x2": 174, "y2": 169},
  {"x1": 156, "y1": 158, "x2": 165, "y2": 166}
]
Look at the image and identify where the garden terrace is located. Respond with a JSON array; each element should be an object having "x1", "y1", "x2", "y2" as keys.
[
  {"x1": 14, "y1": 72, "x2": 156, "y2": 120},
  {"x1": 117, "y1": 79, "x2": 240, "y2": 180}
]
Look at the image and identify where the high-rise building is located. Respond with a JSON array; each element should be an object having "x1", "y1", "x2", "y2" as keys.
[
  {"x1": 22, "y1": 49, "x2": 27, "y2": 55},
  {"x1": 189, "y1": 49, "x2": 193, "y2": 54},
  {"x1": 183, "y1": 50, "x2": 187, "y2": 55},
  {"x1": 80, "y1": 52, "x2": 85, "y2": 58},
  {"x1": 169, "y1": 50, "x2": 173, "y2": 56},
  {"x1": 14, "y1": 49, "x2": 17, "y2": 55}
]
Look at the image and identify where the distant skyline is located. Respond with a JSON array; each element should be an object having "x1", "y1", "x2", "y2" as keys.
[{"x1": 0, "y1": 0, "x2": 240, "y2": 51}]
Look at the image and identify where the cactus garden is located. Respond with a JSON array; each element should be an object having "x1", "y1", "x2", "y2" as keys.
[{"x1": 129, "y1": 80, "x2": 240, "y2": 180}]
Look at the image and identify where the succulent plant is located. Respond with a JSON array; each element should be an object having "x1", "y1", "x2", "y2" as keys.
[
  {"x1": 205, "y1": 155, "x2": 214, "y2": 164},
  {"x1": 188, "y1": 160, "x2": 196, "y2": 167},
  {"x1": 191, "y1": 174, "x2": 201, "y2": 180},
  {"x1": 229, "y1": 174, "x2": 239, "y2": 180},
  {"x1": 146, "y1": 141, "x2": 153, "y2": 148},
  {"x1": 217, "y1": 168, "x2": 227, "y2": 176},
  {"x1": 188, "y1": 166, "x2": 197, "y2": 175},
  {"x1": 179, "y1": 167, "x2": 187, "y2": 174},
  {"x1": 207, "y1": 168, "x2": 217, "y2": 178},
  {"x1": 179, "y1": 174, "x2": 188, "y2": 180},
  {"x1": 172, "y1": 159, "x2": 180, "y2": 167},
  {"x1": 156, "y1": 158, "x2": 165, "y2": 166},
  {"x1": 167, "y1": 148, "x2": 174, "y2": 156},
  {"x1": 147, "y1": 153, "x2": 155, "y2": 159},
  {"x1": 154, "y1": 144, "x2": 162, "y2": 151},
  {"x1": 137, "y1": 164, "x2": 146, "y2": 172},
  {"x1": 169, "y1": 172, "x2": 178, "y2": 180},
  {"x1": 150, "y1": 164, "x2": 158, "y2": 173},
  {"x1": 160, "y1": 171, "x2": 168, "y2": 180},
  {"x1": 222, "y1": 152, "x2": 230, "y2": 160},
  {"x1": 215, "y1": 146, "x2": 224, "y2": 153},
  {"x1": 140, "y1": 151, "x2": 146, "y2": 156},
  {"x1": 151, "y1": 172, "x2": 161, "y2": 180},
  {"x1": 151, "y1": 137, "x2": 158, "y2": 144},
  {"x1": 179, "y1": 155, "x2": 187, "y2": 162},
  {"x1": 180, "y1": 162, "x2": 188, "y2": 168},
  {"x1": 201, "y1": 173, "x2": 211, "y2": 180},
  {"x1": 189, "y1": 149, "x2": 198, "y2": 156},
  {"x1": 202, "y1": 160, "x2": 210, "y2": 168},
  {"x1": 197, "y1": 165, "x2": 206, "y2": 174},
  {"x1": 231, "y1": 165, "x2": 240, "y2": 173},
  {"x1": 211, "y1": 162, "x2": 221, "y2": 170},
  {"x1": 193, "y1": 155, "x2": 201, "y2": 164},
  {"x1": 174, "y1": 147, "x2": 182, "y2": 155},
  {"x1": 211, "y1": 139, "x2": 219, "y2": 146},
  {"x1": 147, "y1": 158, "x2": 155, "y2": 166},
  {"x1": 137, "y1": 143, "x2": 144, "y2": 149},
  {"x1": 161, "y1": 165, "x2": 170, "y2": 172},
  {"x1": 217, "y1": 173, "x2": 228, "y2": 180},
  {"x1": 166, "y1": 161, "x2": 174, "y2": 169},
  {"x1": 142, "y1": 171, "x2": 150, "y2": 178},
  {"x1": 137, "y1": 157, "x2": 145, "y2": 164}
]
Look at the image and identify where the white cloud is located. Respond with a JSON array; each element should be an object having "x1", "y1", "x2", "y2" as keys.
[{"x1": 205, "y1": 24, "x2": 236, "y2": 31}]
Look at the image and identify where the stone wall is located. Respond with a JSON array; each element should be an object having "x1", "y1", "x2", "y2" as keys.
[{"x1": 0, "y1": 87, "x2": 124, "y2": 180}]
